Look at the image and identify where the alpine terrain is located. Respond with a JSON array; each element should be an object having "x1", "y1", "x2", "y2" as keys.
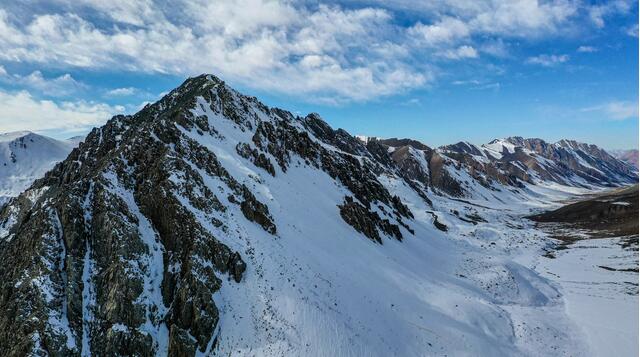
[
  {"x1": 0, "y1": 74, "x2": 637, "y2": 356},
  {"x1": 611, "y1": 149, "x2": 639, "y2": 169},
  {"x1": 0, "y1": 132, "x2": 81, "y2": 205}
]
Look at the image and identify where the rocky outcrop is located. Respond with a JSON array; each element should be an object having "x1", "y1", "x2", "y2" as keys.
[
  {"x1": 0, "y1": 75, "x2": 262, "y2": 356},
  {"x1": 338, "y1": 196, "x2": 402, "y2": 243}
]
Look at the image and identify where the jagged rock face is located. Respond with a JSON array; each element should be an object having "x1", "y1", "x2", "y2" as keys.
[
  {"x1": 0, "y1": 75, "x2": 417, "y2": 356},
  {"x1": 378, "y1": 138, "x2": 431, "y2": 151},
  {"x1": 0, "y1": 76, "x2": 273, "y2": 355},
  {"x1": 377, "y1": 133, "x2": 637, "y2": 201}
]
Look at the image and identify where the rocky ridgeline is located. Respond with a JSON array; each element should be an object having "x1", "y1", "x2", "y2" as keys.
[
  {"x1": 0, "y1": 74, "x2": 636, "y2": 356},
  {"x1": 0, "y1": 75, "x2": 418, "y2": 356},
  {"x1": 425, "y1": 136, "x2": 636, "y2": 194}
]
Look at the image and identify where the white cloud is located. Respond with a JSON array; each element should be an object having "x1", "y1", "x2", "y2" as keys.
[
  {"x1": 0, "y1": 89, "x2": 120, "y2": 133},
  {"x1": 452, "y1": 79, "x2": 481, "y2": 86},
  {"x1": 469, "y1": 0, "x2": 578, "y2": 37},
  {"x1": 408, "y1": 17, "x2": 470, "y2": 46},
  {"x1": 0, "y1": 5, "x2": 431, "y2": 103},
  {"x1": 451, "y1": 79, "x2": 499, "y2": 90},
  {"x1": 365, "y1": 0, "x2": 581, "y2": 38},
  {"x1": 577, "y1": 45, "x2": 597, "y2": 53},
  {"x1": 582, "y1": 101, "x2": 639, "y2": 120},
  {"x1": 4, "y1": 70, "x2": 85, "y2": 97},
  {"x1": 588, "y1": 0, "x2": 634, "y2": 28},
  {"x1": 181, "y1": 0, "x2": 297, "y2": 36},
  {"x1": 525, "y1": 54, "x2": 569, "y2": 67},
  {"x1": 106, "y1": 87, "x2": 137, "y2": 96},
  {"x1": 439, "y1": 45, "x2": 478, "y2": 60},
  {"x1": 0, "y1": 67, "x2": 84, "y2": 96},
  {"x1": 0, "y1": 0, "x2": 633, "y2": 103},
  {"x1": 479, "y1": 39, "x2": 509, "y2": 57},
  {"x1": 626, "y1": 23, "x2": 639, "y2": 37}
]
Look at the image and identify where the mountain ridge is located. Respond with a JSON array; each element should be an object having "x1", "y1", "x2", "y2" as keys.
[{"x1": 0, "y1": 74, "x2": 636, "y2": 356}]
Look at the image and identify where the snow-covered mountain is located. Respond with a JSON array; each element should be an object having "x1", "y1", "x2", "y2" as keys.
[
  {"x1": 0, "y1": 131, "x2": 81, "y2": 204},
  {"x1": 0, "y1": 75, "x2": 636, "y2": 356},
  {"x1": 435, "y1": 136, "x2": 637, "y2": 190},
  {"x1": 610, "y1": 149, "x2": 639, "y2": 169}
]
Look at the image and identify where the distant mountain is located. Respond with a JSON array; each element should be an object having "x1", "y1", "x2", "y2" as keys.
[
  {"x1": 0, "y1": 131, "x2": 80, "y2": 204},
  {"x1": 0, "y1": 74, "x2": 635, "y2": 356},
  {"x1": 433, "y1": 136, "x2": 637, "y2": 191},
  {"x1": 610, "y1": 149, "x2": 639, "y2": 169}
]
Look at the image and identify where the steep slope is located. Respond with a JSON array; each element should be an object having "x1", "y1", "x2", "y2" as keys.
[
  {"x1": 0, "y1": 131, "x2": 80, "y2": 204},
  {"x1": 0, "y1": 74, "x2": 627, "y2": 356},
  {"x1": 0, "y1": 75, "x2": 416, "y2": 355}
]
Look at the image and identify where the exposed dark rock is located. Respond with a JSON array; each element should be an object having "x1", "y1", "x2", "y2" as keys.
[
  {"x1": 241, "y1": 194, "x2": 277, "y2": 235},
  {"x1": 338, "y1": 196, "x2": 403, "y2": 243},
  {"x1": 236, "y1": 142, "x2": 276, "y2": 176},
  {"x1": 379, "y1": 138, "x2": 431, "y2": 151},
  {"x1": 0, "y1": 75, "x2": 255, "y2": 356}
]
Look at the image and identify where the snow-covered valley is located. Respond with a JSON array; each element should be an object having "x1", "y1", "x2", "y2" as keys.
[{"x1": 534, "y1": 236, "x2": 638, "y2": 357}]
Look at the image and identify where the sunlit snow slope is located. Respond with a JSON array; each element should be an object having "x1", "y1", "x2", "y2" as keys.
[{"x1": 0, "y1": 131, "x2": 80, "y2": 204}]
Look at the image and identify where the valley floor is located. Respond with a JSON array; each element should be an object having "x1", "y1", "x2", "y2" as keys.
[
  {"x1": 416, "y1": 179, "x2": 637, "y2": 357},
  {"x1": 532, "y1": 236, "x2": 638, "y2": 357},
  {"x1": 461, "y1": 186, "x2": 638, "y2": 357}
]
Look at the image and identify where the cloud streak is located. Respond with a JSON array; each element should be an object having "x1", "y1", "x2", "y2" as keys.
[
  {"x1": 582, "y1": 101, "x2": 639, "y2": 120},
  {"x1": 526, "y1": 54, "x2": 570, "y2": 67}
]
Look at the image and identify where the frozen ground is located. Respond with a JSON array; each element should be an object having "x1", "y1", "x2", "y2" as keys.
[
  {"x1": 533, "y1": 237, "x2": 638, "y2": 357},
  {"x1": 412, "y1": 178, "x2": 637, "y2": 357}
]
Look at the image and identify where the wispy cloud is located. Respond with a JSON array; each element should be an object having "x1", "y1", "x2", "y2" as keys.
[
  {"x1": 400, "y1": 98, "x2": 421, "y2": 106},
  {"x1": 451, "y1": 79, "x2": 499, "y2": 91},
  {"x1": 0, "y1": 69, "x2": 85, "y2": 97},
  {"x1": 582, "y1": 101, "x2": 639, "y2": 120},
  {"x1": 577, "y1": 45, "x2": 598, "y2": 53},
  {"x1": 525, "y1": 54, "x2": 569, "y2": 67},
  {"x1": 588, "y1": 0, "x2": 635, "y2": 28},
  {"x1": 439, "y1": 45, "x2": 478, "y2": 60},
  {"x1": 105, "y1": 87, "x2": 138, "y2": 97}
]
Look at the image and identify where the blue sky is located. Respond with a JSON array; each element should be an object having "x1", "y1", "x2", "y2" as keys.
[{"x1": 0, "y1": 0, "x2": 637, "y2": 149}]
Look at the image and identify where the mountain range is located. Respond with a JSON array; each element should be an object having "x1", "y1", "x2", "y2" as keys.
[
  {"x1": 0, "y1": 74, "x2": 636, "y2": 356},
  {"x1": 610, "y1": 149, "x2": 639, "y2": 169}
]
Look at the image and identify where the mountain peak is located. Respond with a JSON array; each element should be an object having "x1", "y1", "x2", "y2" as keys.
[{"x1": 0, "y1": 130, "x2": 37, "y2": 142}]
